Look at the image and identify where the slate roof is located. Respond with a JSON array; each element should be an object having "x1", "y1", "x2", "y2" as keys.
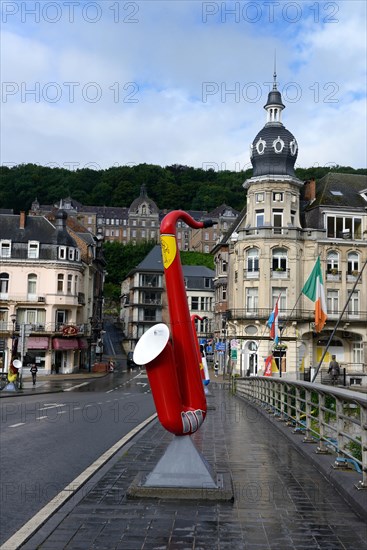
[
  {"x1": 130, "y1": 245, "x2": 215, "y2": 279},
  {"x1": 0, "y1": 213, "x2": 76, "y2": 246},
  {"x1": 303, "y1": 173, "x2": 367, "y2": 230},
  {"x1": 304, "y1": 172, "x2": 367, "y2": 209}
]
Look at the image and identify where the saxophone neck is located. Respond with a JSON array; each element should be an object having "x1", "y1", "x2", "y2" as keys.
[{"x1": 160, "y1": 210, "x2": 214, "y2": 235}]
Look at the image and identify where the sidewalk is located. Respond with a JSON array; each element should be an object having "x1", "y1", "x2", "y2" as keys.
[{"x1": 16, "y1": 383, "x2": 367, "y2": 550}]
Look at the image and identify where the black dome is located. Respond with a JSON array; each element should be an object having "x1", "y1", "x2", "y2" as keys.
[{"x1": 251, "y1": 123, "x2": 298, "y2": 177}]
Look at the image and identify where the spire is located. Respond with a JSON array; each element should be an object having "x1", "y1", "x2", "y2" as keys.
[
  {"x1": 273, "y1": 50, "x2": 277, "y2": 90},
  {"x1": 264, "y1": 58, "x2": 285, "y2": 124}
]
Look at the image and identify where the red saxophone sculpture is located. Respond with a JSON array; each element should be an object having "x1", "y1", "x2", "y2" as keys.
[{"x1": 133, "y1": 210, "x2": 214, "y2": 435}]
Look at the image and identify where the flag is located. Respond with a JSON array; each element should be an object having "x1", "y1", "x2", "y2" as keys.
[
  {"x1": 302, "y1": 256, "x2": 327, "y2": 332},
  {"x1": 264, "y1": 355, "x2": 272, "y2": 376},
  {"x1": 267, "y1": 295, "x2": 280, "y2": 344}
]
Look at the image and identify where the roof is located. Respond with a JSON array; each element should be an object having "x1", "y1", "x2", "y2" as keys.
[
  {"x1": 305, "y1": 172, "x2": 367, "y2": 209},
  {"x1": 130, "y1": 245, "x2": 215, "y2": 278},
  {"x1": 0, "y1": 213, "x2": 76, "y2": 246}
]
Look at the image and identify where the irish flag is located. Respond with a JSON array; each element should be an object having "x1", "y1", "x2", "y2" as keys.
[{"x1": 302, "y1": 257, "x2": 327, "y2": 332}]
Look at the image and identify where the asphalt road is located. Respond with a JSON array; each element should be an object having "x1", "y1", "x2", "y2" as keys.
[{"x1": 0, "y1": 370, "x2": 155, "y2": 545}]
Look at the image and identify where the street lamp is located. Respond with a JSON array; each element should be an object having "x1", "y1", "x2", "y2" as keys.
[{"x1": 10, "y1": 313, "x2": 17, "y2": 362}]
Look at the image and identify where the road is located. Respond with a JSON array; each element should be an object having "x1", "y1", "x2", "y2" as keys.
[{"x1": 0, "y1": 369, "x2": 155, "y2": 545}]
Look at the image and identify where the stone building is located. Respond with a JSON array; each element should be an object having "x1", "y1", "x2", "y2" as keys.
[{"x1": 213, "y1": 74, "x2": 367, "y2": 384}]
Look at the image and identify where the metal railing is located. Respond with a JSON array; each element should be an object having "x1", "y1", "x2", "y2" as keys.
[
  {"x1": 227, "y1": 307, "x2": 367, "y2": 322},
  {"x1": 232, "y1": 376, "x2": 367, "y2": 488}
]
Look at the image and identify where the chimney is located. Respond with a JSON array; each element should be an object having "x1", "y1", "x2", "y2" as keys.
[
  {"x1": 304, "y1": 178, "x2": 316, "y2": 201},
  {"x1": 19, "y1": 211, "x2": 26, "y2": 229}
]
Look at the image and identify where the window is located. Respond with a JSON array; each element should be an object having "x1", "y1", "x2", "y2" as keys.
[
  {"x1": 327, "y1": 215, "x2": 362, "y2": 239},
  {"x1": 111, "y1": 219, "x2": 115, "y2": 225},
  {"x1": 347, "y1": 252, "x2": 359, "y2": 274},
  {"x1": 191, "y1": 297, "x2": 199, "y2": 311},
  {"x1": 27, "y1": 273, "x2": 37, "y2": 297},
  {"x1": 17, "y1": 308, "x2": 45, "y2": 326},
  {"x1": 327, "y1": 251, "x2": 339, "y2": 272},
  {"x1": 246, "y1": 288, "x2": 258, "y2": 314},
  {"x1": 256, "y1": 210, "x2": 264, "y2": 228},
  {"x1": 246, "y1": 248, "x2": 259, "y2": 273},
  {"x1": 272, "y1": 288, "x2": 287, "y2": 311},
  {"x1": 0, "y1": 273, "x2": 9, "y2": 296},
  {"x1": 75, "y1": 250, "x2": 80, "y2": 261},
  {"x1": 204, "y1": 232, "x2": 209, "y2": 241},
  {"x1": 222, "y1": 286, "x2": 227, "y2": 300},
  {"x1": 204, "y1": 278, "x2": 211, "y2": 288},
  {"x1": 255, "y1": 193, "x2": 264, "y2": 203},
  {"x1": 67, "y1": 274, "x2": 73, "y2": 293},
  {"x1": 291, "y1": 210, "x2": 296, "y2": 226},
  {"x1": 272, "y1": 209, "x2": 283, "y2": 234},
  {"x1": 57, "y1": 274, "x2": 64, "y2": 293},
  {"x1": 56, "y1": 310, "x2": 67, "y2": 328},
  {"x1": 59, "y1": 246, "x2": 66, "y2": 259},
  {"x1": 132, "y1": 230, "x2": 136, "y2": 237},
  {"x1": 0, "y1": 240, "x2": 11, "y2": 258},
  {"x1": 204, "y1": 245, "x2": 210, "y2": 253},
  {"x1": 352, "y1": 341, "x2": 363, "y2": 364},
  {"x1": 273, "y1": 192, "x2": 284, "y2": 202},
  {"x1": 28, "y1": 241, "x2": 39, "y2": 259},
  {"x1": 222, "y1": 260, "x2": 227, "y2": 273},
  {"x1": 68, "y1": 248, "x2": 75, "y2": 261},
  {"x1": 347, "y1": 290, "x2": 359, "y2": 316},
  {"x1": 327, "y1": 290, "x2": 339, "y2": 314},
  {"x1": 132, "y1": 220, "x2": 137, "y2": 227},
  {"x1": 272, "y1": 248, "x2": 287, "y2": 272}
]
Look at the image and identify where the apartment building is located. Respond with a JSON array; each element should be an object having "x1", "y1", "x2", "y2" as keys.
[
  {"x1": 0, "y1": 210, "x2": 105, "y2": 374},
  {"x1": 213, "y1": 77, "x2": 367, "y2": 383}
]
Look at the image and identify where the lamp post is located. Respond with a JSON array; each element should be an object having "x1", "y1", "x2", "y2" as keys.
[{"x1": 9, "y1": 313, "x2": 16, "y2": 364}]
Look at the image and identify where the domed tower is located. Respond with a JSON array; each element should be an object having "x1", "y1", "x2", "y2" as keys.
[{"x1": 250, "y1": 70, "x2": 299, "y2": 178}]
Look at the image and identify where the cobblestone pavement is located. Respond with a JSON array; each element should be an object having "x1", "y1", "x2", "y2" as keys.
[{"x1": 23, "y1": 385, "x2": 367, "y2": 550}]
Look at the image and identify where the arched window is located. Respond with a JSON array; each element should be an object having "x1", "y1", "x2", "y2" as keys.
[
  {"x1": 272, "y1": 248, "x2": 287, "y2": 272},
  {"x1": 27, "y1": 273, "x2": 37, "y2": 297},
  {"x1": 0, "y1": 273, "x2": 9, "y2": 296},
  {"x1": 347, "y1": 252, "x2": 359, "y2": 274},
  {"x1": 246, "y1": 248, "x2": 259, "y2": 274},
  {"x1": 327, "y1": 251, "x2": 339, "y2": 272}
]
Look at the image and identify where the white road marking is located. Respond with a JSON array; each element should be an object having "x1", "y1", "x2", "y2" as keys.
[
  {"x1": 9, "y1": 423, "x2": 25, "y2": 428},
  {"x1": 0, "y1": 413, "x2": 157, "y2": 550},
  {"x1": 64, "y1": 382, "x2": 90, "y2": 391}
]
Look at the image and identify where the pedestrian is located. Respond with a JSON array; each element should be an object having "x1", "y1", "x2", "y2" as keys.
[
  {"x1": 30, "y1": 364, "x2": 38, "y2": 385},
  {"x1": 214, "y1": 361, "x2": 219, "y2": 377},
  {"x1": 328, "y1": 355, "x2": 340, "y2": 385}
]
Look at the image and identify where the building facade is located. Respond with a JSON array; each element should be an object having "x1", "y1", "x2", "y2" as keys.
[
  {"x1": 120, "y1": 245, "x2": 215, "y2": 353},
  {"x1": 213, "y1": 75, "x2": 367, "y2": 383},
  {"x1": 0, "y1": 210, "x2": 106, "y2": 375}
]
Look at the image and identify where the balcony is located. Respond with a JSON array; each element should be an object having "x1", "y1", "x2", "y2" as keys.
[
  {"x1": 326, "y1": 270, "x2": 341, "y2": 282},
  {"x1": 346, "y1": 271, "x2": 361, "y2": 283},
  {"x1": 271, "y1": 268, "x2": 290, "y2": 279},
  {"x1": 227, "y1": 308, "x2": 367, "y2": 323},
  {"x1": 244, "y1": 269, "x2": 260, "y2": 279}
]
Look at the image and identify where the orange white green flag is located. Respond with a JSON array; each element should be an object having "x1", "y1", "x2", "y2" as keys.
[{"x1": 302, "y1": 256, "x2": 327, "y2": 332}]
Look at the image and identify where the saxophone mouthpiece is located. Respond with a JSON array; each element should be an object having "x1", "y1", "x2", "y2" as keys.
[{"x1": 203, "y1": 219, "x2": 215, "y2": 228}]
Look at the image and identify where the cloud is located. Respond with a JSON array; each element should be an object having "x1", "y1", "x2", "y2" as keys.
[{"x1": 1, "y1": 0, "x2": 366, "y2": 170}]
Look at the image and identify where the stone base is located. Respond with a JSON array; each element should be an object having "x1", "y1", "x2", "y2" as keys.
[{"x1": 127, "y1": 436, "x2": 233, "y2": 501}]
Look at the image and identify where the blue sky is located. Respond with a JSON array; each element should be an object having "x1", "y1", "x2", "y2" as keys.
[{"x1": 1, "y1": 0, "x2": 366, "y2": 171}]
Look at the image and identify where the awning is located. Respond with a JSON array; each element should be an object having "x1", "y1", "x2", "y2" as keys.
[
  {"x1": 52, "y1": 338, "x2": 79, "y2": 350},
  {"x1": 78, "y1": 338, "x2": 88, "y2": 350},
  {"x1": 27, "y1": 337, "x2": 49, "y2": 350}
]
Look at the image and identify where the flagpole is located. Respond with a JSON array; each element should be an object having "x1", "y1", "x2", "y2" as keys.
[{"x1": 311, "y1": 258, "x2": 367, "y2": 383}]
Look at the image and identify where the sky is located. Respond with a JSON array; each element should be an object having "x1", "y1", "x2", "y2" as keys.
[{"x1": 1, "y1": 0, "x2": 366, "y2": 172}]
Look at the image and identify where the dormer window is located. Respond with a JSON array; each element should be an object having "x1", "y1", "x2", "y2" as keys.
[
  {"x1": 28, "y1": 241, "x2": 39, "y2": 259},
  {"x1": 0, "y1": 240, "x2": 11, "y2": 258},
  {"x1": 58, "y1": 246, "x2": 66, "y2": 260},
  {"x1": 68, "y1": 248, "x2": 75, "y2": 261}
]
